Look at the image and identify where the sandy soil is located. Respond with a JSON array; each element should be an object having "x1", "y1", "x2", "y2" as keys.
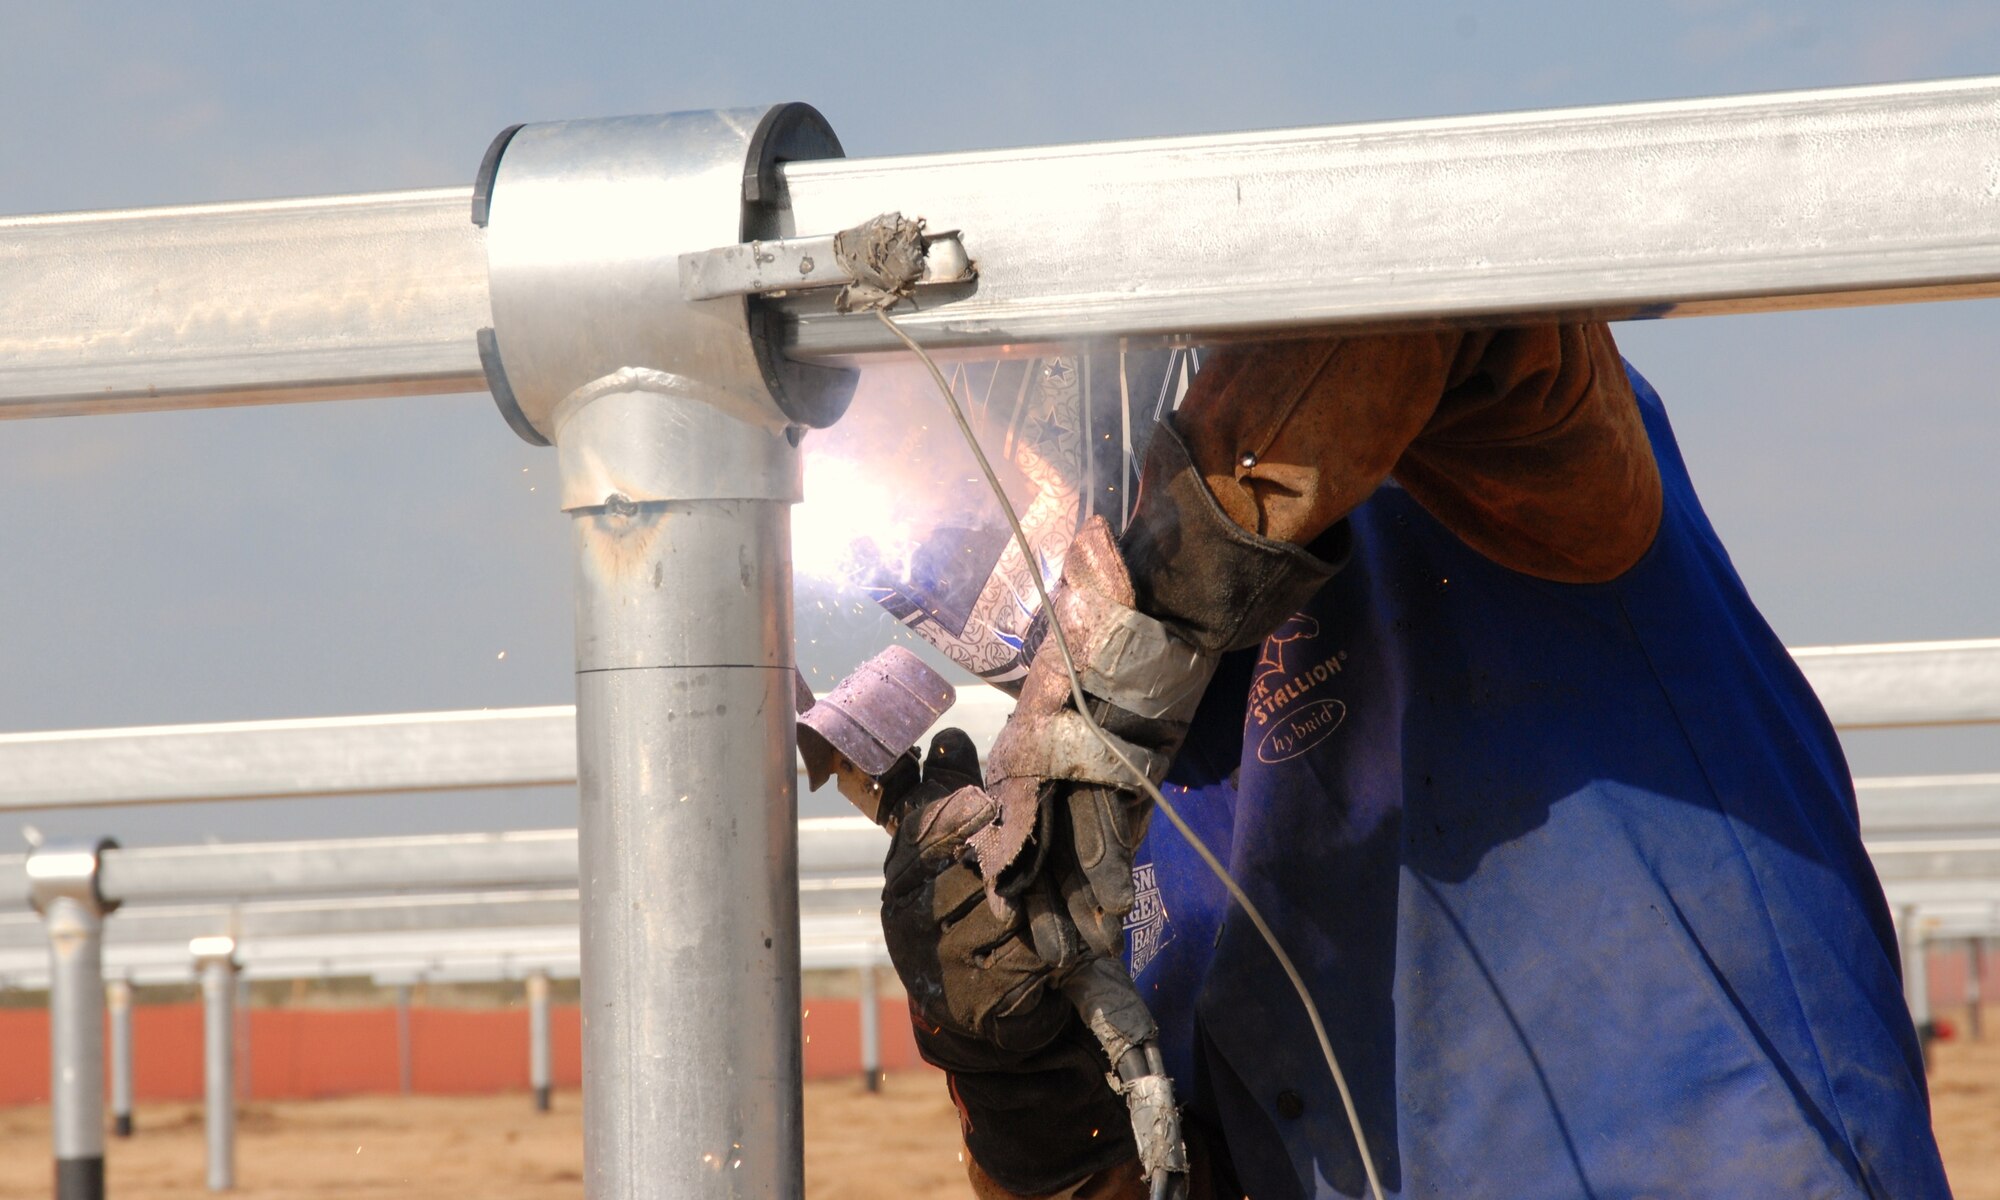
[
  {"x1": 3, "y1": 1029, "x2": 1997, "y2": 1198},
  {"x1": 0, "y1": 1074, "x2": 967, "y2": 1200}
]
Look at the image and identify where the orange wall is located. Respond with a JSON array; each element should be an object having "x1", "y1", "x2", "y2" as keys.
[{"x1": 0, "y1": 999, "x2": 920, "y2": 1108}]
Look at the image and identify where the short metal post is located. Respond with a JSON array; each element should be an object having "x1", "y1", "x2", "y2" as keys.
[
  {"x1": 1900, "y1": 908, "x2": 1933, "y2": 1071},
  {"x1": 108, "y1": 975, "x2": 135, "y2": 1137},
  {"x1": 858, "y1": 961, "x2": 882, "y2": 1093},
  {"x1": 193, "y1": 937, "x2": 238, "y2": 1191},
  {"x1": 29, "y1": 838, "x2": 117, "y2": 1200},
  {"x1": 395, "y1": 984, "x2": 414, "y2": 1096},
  {"x1": 527, "y1": 970, "x2": 552, "y2": 1112},
  {"x1": 1969, "y1": 938, "x2": 1985, "y2": 1041}
]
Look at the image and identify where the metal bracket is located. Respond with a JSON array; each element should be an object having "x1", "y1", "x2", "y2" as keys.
[
  {"x1": 27, "y1": 838, "x2": 119, "y2": 917},
  {"x1": 680, "y1": 218, "x2": 974, "y2": 302}
]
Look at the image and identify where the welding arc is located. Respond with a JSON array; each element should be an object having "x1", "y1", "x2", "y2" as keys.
[{"x1": 872, "y1": 309, "x2": 1388, "y2": 1200}]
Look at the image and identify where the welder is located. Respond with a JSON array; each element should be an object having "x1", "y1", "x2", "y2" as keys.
[{"x1": 872, "y1": 323, "x2": 1949, "y2": 1197}]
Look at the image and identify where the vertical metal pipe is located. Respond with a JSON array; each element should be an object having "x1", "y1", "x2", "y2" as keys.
[
  {"x1": 858, "y1": 961, "x2": 881, "y2": 1093},
  {"x1": 235, "y1": 973, "x2": 253, "y2": 1102},
  {"x1": 1900, "y1": 908, "x2": 1933, "y2": 1071},
  {"x1": 194, "y1": 940, "x2": 238, "y2": 1191},
  {"x1": 527, "y1": 970, "x2": 552, "y2": 1113},
  {"x1": 1970, "y1": 938, "x2": 1985, "y2": 1041},
  {"x1": 395, "y1": 984, "x2": 414, "y2": 1096},
  {"x1": 47, "y1": 896, "x2": 107, "y2": 1200},
  {"x1": 108, "y1": 976, "x2": 134, "y2": 1138},
  {"x1": 561, "y1": 386, "x2": 803, "y2": 1198},
  {"x1": 30, "y1": 839, "x2": 114, "y2": 1200}
]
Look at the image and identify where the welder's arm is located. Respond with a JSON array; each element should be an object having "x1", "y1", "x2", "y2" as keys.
[{"x1": 1174, "y1": 322, "x2": 1662, "y2": 577}]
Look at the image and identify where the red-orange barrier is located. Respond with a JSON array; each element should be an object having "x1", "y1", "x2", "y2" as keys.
[{"x1": 0, "y1": 998, "x2": 921, "y2": 1107}]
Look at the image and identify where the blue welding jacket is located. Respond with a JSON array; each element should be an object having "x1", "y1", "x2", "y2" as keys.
[{"x1": 1126, "y1": 366, "x2": 1947, "y2": 1198}]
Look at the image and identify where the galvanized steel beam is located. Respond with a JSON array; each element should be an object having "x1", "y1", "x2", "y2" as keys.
[
  {"x1": 0, "y1": 707, "x2": 576, "y2": 811},
  {"x1": 0, "y1": 189, "x2": 487, "y2": 419},
  {"x1": 1792, "y1": 638, "x2": 2000, "y2": 729},
  {"x1": 5, "y1": 78, "x2": 1998, "y2": 418}
]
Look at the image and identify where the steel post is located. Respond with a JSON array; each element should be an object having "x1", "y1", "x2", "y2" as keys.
[
  {"x1": 1900, "y1": 908, "x2": 1934, "y2": 1071},
  {"x1": 235, "y1": 973, "x2": 253, "y2": 1100},
  {"x1": 193, "y1": 938, "x2": 238, "y2": 1192},
  {"x1": 108, "y1": 976, "x2": 134, "y2": 1137},
  {"x1": 858, "y1": 960, "x2": 881, "y2": 1093},
  {"x1": 395, "y1": 983, "x2": 414, "y2": 1095},
  {"x1": 29, "y1": 840, "x2": 116, "y2": 1200},
  {"x1": 1971, "y1": 938, "x2": 1986, "y2": 1041},
  {"x1": 480, "y1": 107, "x2": 850, "y2": 1199},
  {"x1": 527, "y1": 970, "x2": 552, "y2": 1112}
]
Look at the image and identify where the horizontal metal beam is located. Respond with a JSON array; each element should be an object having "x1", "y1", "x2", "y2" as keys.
[
  {"x1": 1, "y1": 817, "x2": 888, "y2": 907},
  {"x1": 0, "y1": 690, "x2": 1016, "y2": 813},
  {"x1": 1857, "y1": 774, "x2": 2000, "y2": 836},
  {"x1": 5, "y1": 78, "x2": 1997, "y2": 417},
  {"x1": 1792, "y1": 639, "x2": 2000, "y2": 728},
  {"x1": 0, "y1": 889, "x2": 581, "y2": 949},
  {"x1": 777, "y1": 76, "x2": 2000, "y2": 360},
  {"x1": 0, "y1": 188, "x2": 488, "y2": 418},
  {"x1": 0, "y1": 912, "x2": 888, "y2": 990},
  {"x1": 0, "y1": 706, "x2": 576, "y2": 811},
  {"x1": 0, "y1": 641, "x2": 1973, "y2": 821}
]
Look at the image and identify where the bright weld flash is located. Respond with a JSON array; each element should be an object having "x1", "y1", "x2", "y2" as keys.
[{"x1": 793, "y1": 451, "x2": 919, "y2": 585}]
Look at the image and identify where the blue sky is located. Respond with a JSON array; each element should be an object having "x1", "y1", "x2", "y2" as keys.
[{"x1": 2, "y1": 1, "x2": 1996, "y2": 842}]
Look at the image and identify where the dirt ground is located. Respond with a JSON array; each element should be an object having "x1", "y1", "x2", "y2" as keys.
[{"x1": 3, "y1": 1025, "x2": 1998, "y2": 1198}]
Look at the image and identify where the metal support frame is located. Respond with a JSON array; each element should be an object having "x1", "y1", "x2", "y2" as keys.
[
  {"x1": 527, "y1": 969, "x2": 553, "y2": 1112},
  {"x1": 107, "y1": 974, "x2": 134, "y2": 1138},
  {"x1": 194, "y1": 937, "x2": 238, "y2": 1192},
  {"x1": 858, "y1": 957, "x2": 881, "y2": 1094},
  {"x1": 1, "y1": 74, "x2": 1998, "y2": 1200},
  {"x1": 28, "y1": 839, "x2": 116, "y2": 1200},
  {"x1": 395, "y1": 983, "x2": 415, "y2": 1096},
  {"x1": 1972, "y1": 939, "x2": 1986, "y2": 1041}
]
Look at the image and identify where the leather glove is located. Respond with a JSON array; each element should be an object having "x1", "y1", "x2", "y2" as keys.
[
  {"x1": 980, "y1": 421, "x2": 1348, "y2": 959},
  {"x1": 881, "y1": 730, "x2": 1138, "y2": 1194}
]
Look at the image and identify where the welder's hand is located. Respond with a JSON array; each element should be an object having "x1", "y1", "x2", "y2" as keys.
[
  {"x1": 880, "y1": 729, "x2": 1072, "y2": 1051},
  {"x1": 880, "y1": 729, "x2": 1141, "y2": 1196}
]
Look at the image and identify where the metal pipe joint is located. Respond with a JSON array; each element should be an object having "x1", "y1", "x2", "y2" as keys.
[{"x1": 477, "y1": 106, "x2": 867, "y2": 1199}]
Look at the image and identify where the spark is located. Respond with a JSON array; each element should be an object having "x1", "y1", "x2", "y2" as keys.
[{"x1": 791, "y1": 451, "x2": 919, "y2": 585}]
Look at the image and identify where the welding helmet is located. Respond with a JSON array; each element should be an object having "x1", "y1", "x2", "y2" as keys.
[{"x1": 818, "y1": 347, "x2": 1203, "y2": 689}]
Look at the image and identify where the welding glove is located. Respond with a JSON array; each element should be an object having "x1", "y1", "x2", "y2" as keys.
[
  {"x1": 980, "y1": 422, "x2": 1347, "y2": 961},
  {"x1": 880, "y1": 729, "x2": 1139, "y2": 1194}
]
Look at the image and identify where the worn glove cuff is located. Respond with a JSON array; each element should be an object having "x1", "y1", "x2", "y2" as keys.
[
  {"x1": 1121, "y1": 419, "x2": 1349, "y2": 653},
  {"x1": 919, "y1": 1018, "x2": 1139, "y2": 1196}
]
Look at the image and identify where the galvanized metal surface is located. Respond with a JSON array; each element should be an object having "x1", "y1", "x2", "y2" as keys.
[
  {"x1": 107, "y1": 977, "x2": 134, "y2": 1136},
  {"x1": 1792, "y1": 638, "x2": 2000, "y2": 728},
  {"x1": 45, "y1": 894, "x2": 106, "y2": 1189},
  {"x1": 528, "y1": 970, "x2": 553, "y2": 1112},
  {"x1": 5, "y1": 78, "x2": 1997, "y2": 418},
  {"x1": 95, "y1": 830, "x2": 578, "y2": 903},
  {"x1": 567, "y1": 416, "x2": 806, "y2": 1197},
  {"x1": 0, "y1": 188, "x2": 487, "y2": 418},
  {"x1": 1858, "y1": 774, "x2": 2000, "y2": 835},
  {"x1": 481, "y1": 107, "x2": 850, "y2": 444},
  {"x1": 0, "y1": 706, "x2": 576, "y2": 811},
  {"x1": 196, "y1": 948, "x2": 236, "y2": 1192},
  {"x1": 858, "y1": 961, "x2": 881, "y2": 1093},
  {"x1": 0, "y1": 639, "x2": 1979, "y2": 824},
  {"x1": 30, "y1": 841, "x2": 111, "y2": 1197},
  {"x1": 777, "y1": 76, "x2": 2000, "y2": 360},
  {"x1": 679, "y1": 225, "x2": 973, "y2": 301}
]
